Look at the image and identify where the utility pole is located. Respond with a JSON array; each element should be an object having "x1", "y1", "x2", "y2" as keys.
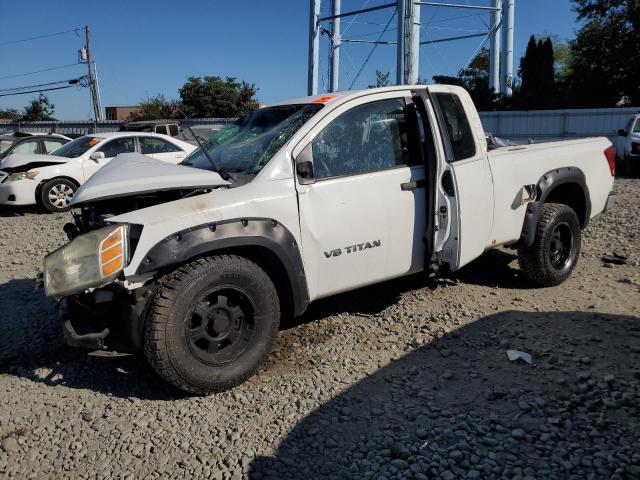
[
  {"x1": 308, "y1": 0, "x2": 321, "y2": 96},
  {"x1": 409, "y1": 1, "x2": 421, "y2": 84},
  {"x1": 84, "y1": 25, "x2": 102, "y2": 120},
  {"x1": 500, "y1": 0, "x2": 515, "y2": 97},
  {"x1": 396, "y1": 0, "x2": 406, "y2": 85},
  {"x1": 329, "y1": 0, "x2": 341, "y2": 92},
  {"x1": 489, "y1": 0, "x2": 502, "y2": 93}
]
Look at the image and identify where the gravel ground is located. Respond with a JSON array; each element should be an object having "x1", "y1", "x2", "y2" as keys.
[{"x1": 0, "y1": 179, "x2": 638, "y2": 479}]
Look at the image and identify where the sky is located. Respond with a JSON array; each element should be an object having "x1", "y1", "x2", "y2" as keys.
[{"x1": 0, "y1": 0, "x2": 581, "y2": 120}]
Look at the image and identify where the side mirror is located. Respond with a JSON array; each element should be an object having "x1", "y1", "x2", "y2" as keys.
[
  {"x1": 295, "y1": 143, "x2": 315, "y2": 185},
  {"x1": 618, "y1": 129, "x2": 627, "y2": 136},
  {"x1": 89, "y1": 151, "x2": 105, "y2": 161},
  {"x1": 296, "y1": 160, "x2": 314, "y2": 179}
]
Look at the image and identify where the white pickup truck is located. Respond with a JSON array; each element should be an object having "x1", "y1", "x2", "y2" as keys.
[
  {"x1": 613, "y1": 114, "x2": 640, "y2": 176},
  {"x1": 42, "y1": 85, "x2": 615, "y2": 394}
]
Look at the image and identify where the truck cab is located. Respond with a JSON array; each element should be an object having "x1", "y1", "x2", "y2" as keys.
[{"x1": 42, "y1": 85, "x2": 614, "y2": 394}]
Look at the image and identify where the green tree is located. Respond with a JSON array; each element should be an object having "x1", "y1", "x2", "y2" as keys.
[
  {"x1": 518, "y1": 36, "x2": 556, "y2": 109},
  {"x1": 0, "y1": 108, "x2": 20, "y2": 121},
  {"x1": 566, "y1": 0, "x2": 640, "y2": 106},
  {"x1": 179, "y1": 76, "x2": 259, "y2": 118},
  {"x1": 433, "y1": 48, "x2": 500, "y2": 110},
  {"x1": 20, "y1": 94, "x2": 55, "y2": 121},
  {"x1": 129, "y1": 94, "x2": 180, "y2": 121},
  {"x1": 369, "y1": 70, "x2": 391, "y2": 88}
]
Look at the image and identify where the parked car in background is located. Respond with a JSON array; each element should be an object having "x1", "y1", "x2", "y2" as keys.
[
  {"x1": 613, "y1": 114, "x2": 640, "y2": 175},
  {"x1": 120, "y1": 120, "x2": 181, "y2": 137},
  {"x1": 0, "y1": 132, "x2": 71, "y2": 160},
  {"x1": 175, "y1": 124, "x2": 227, "y2": 145},
  {"x1": 0, "y1": 132, "x2": 195, "y2": 212}
]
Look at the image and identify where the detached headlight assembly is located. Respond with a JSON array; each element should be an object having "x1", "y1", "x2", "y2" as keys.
[
  {"x1": 44, "y1": 224, "x2": 129, "y2": 297},
  {"x1": 8, "y1": 170, "x2": 38, "y2": 181}
]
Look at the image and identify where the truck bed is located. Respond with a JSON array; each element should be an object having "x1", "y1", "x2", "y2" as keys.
[{"x1": 487, "y1": 137, "x2": 614, "y2": 246}]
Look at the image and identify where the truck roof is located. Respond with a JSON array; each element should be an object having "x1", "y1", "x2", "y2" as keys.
[{"x1": 271, "y1": 85, "x2": 431, "y2": 107}]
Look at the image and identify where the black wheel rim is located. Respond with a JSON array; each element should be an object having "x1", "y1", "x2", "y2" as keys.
[
  {"x1": 185, "y1": 287, "x2": 256, "y2": 366},
  {"x1": 549, "y1": 222, "x2": 573, "y2": 270}
]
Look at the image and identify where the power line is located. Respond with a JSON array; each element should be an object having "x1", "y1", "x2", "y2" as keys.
[
  {"x1": 349, "y1": 8, "x2": 397, "y2": 89},
  {"x1": 0, "y1": 63, "x2": 80, "y2": 81},
  {"x1": 0, "y1": 77, "x2": 83, "y2": 93},
  {"x1": 0, "y1": 85, "x2": 77, "y2": 98},
  {"x1": 0, "y1": 28, "x2": 82, "y2": 47}
]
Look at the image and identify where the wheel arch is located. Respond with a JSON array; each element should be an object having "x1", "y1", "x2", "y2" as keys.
[
  {"x1": 520, "y1": 167, "x2": 591, "y2": 248},
  {"x1": 35, "y1": 175, "x2": 81, "y2": 199},
  {"x1": 136, "y1": 218, "x2": 310, "y2": 317}
]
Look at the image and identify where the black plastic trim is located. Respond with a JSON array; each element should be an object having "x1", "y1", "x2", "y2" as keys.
[
  {"x1": 59, "y1": 296, "x2": 109, "y2": 350},
  {"x1": 136, "y1": 218, "x2": 310, "y2": 316},
  {"x1": 520, "y1": 167, "x2": 591, "y2": 248}
]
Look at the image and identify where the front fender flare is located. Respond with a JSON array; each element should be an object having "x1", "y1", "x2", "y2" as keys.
[{"x1": 135, "y1": 218, "x2": 309, "y2": 316}]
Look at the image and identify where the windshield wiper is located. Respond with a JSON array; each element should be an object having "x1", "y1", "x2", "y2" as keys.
[{"x1": 187, "y1": 126, "x2": 236, "y2": 183}]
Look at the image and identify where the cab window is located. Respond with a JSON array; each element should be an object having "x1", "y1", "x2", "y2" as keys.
[
  {"x1": 311, "y1": 98, "x2": 416, "y2": 179},
  {"x1": 169, "y1": 124, "x2": 179, "y2": 136},
  {"x1": 434, "y1": 93, "x2": 476, "y2": 161},
  {"x1": 97, "y1": 137, "x2": 135, "y2": 158}
]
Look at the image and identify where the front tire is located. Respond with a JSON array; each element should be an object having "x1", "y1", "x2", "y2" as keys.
[
  {"x1": 518, "y1": 203, "x2": 582, "y2": 287},
  {"x1": 144, "y1": 255, "x2": 280, "y2": 394},
  {"x1": 39, "y1": 178, "x2": 77, "y2": 212}
]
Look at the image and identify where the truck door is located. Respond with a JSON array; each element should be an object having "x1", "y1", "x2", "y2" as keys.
[
  {"x1": 428, "y1": 86, "x2": 494, "y2": 269},
  {"x1": 293, "y1": 93, "x2": 427, "y2": 300}
]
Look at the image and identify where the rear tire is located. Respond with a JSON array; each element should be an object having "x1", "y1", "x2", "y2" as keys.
[
  {"x1": 518, "y1": 203, "x2": 581, "y2": 287},
  {"x1": 39, "y1": 178, "x2": 77, "y2": 212},
  {"x1": 144, "y1": 255, "x2": 280, "y2": 394}
]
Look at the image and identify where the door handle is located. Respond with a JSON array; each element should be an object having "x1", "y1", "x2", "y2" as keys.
[{"x1": 401, "y1": 180, "x2": 425, "y2": 191}]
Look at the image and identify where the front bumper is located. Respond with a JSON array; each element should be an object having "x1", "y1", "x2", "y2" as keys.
[
  {"x1": 0, "y1": 174, "x2": 38, "y2": 206},
  {"x1": 60, "y1": 296, "x2": 110, "y2": 349},
  {"x1": 58, "y1": 286, "x2": 154, "y2": 352}
]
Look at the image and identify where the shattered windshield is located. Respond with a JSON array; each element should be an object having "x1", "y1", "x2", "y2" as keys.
[
  {"x1": 181, "y1": 104, "x2": 323, "y2": 176},
  {"x1": 50, "y1": 136, "x2": 103, "y2": 158}
]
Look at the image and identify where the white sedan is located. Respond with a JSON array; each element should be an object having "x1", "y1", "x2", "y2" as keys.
[{"x1": 0, "y1": 132, "x2": 196, "y2": 212}]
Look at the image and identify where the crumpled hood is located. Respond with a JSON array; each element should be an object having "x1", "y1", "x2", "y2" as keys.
[
  {"x1": 71, "y1": 152, "x2": 229, "y2": 206},
  {"x1": 0, "y1": 153, "x2": 69, "y2": 170}
]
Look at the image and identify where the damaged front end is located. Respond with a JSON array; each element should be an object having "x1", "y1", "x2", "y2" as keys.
[
  {"x1": 42, "y1": 153, "x2": 231, "y2": 353},
  {"x1": 44, "y1": 219, "x2": 154, "y2": 353}
]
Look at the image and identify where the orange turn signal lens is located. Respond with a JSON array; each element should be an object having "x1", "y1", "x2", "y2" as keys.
[
  {"x1": 101, "y1": 229, "x2": 121, "y2": 251},
  {"x1": 98, "y1": 226, "x2": 126, "y2": 278},
  {"x1": 100, "y1": 243, "x2": 122, "y2": 264},
  {"x1": 101, "y1": 257, "x2": 123, "y2": 277}
]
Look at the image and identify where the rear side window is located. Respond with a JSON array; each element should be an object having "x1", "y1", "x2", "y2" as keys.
[
  {"x1": 434, "y1": 93, "x2": 476, "y2": 161},
  {"x1": 155, "y1": 125, "x2": 168, "y2": 135},
  {"x1": 97, "y1": 137, "x2": 135, "y2": 158},
  {"x1": 634, "y1": 119, "x2": 640, "y2": 133},
  {"x1": 44, "y1": 140, "x2": 66, "y2": 153},
  {"x1": 13, "y1": 140, "x2": 40, "y2": 154},
  {"x1": 140, "y1": 137, "x2": 181, "y2": 154}
]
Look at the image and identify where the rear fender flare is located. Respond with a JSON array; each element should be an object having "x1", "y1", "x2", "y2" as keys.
[{"x1": 520, "y1": 167, "x2": 591, "y2": 248}]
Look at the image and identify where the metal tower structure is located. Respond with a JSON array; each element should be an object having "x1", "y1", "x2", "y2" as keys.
[{"x1": 308, "y1": 0, "x2": 515, "y2": 96}]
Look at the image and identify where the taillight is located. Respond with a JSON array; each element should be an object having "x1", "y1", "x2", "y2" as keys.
[{"x1": 604, "y1": 145, "x2": 615, "y2": 176}]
